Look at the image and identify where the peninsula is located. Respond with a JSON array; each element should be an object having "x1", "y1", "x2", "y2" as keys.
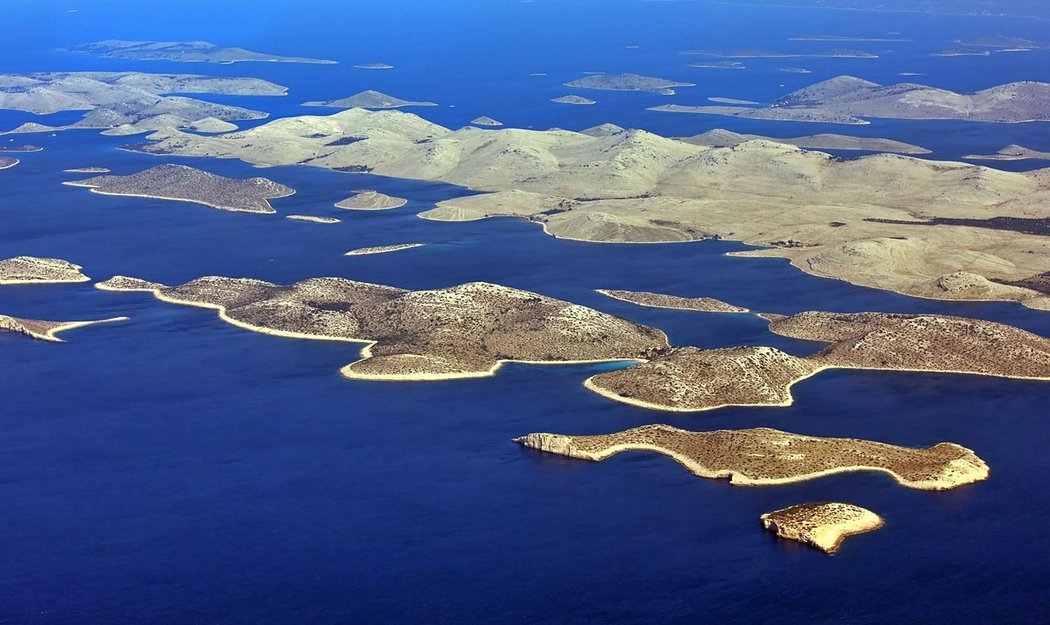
[
  {"x1": 761, "y1": 503, "x2": 885, "y2": 554},
  {"x1": 95, "y1": 275, "x2": 670, "y2": 380},
  {"x1": 0, "y1": 314, "x2": 128, "y2": 342},
  {"x1": 513, "y1": 425, "x2": 990, "y2": 491},
  {"x1": 303, "y1": 90, "x2": 437, "y2": 109},
  {"x1": 64, "y1": 165, "x2": 295, "y2": 214},
  {"x1": 470, "y1": 116, "x2": 503, "y2": 127},
  {"x1": 0, "y1": 256, "x2": 90, "y2": 285},
  {"x1": 71, "y1": 40, "x2": 336, "y2": 64}
]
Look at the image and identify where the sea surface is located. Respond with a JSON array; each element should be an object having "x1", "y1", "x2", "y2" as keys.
[{"x1": 1, "y1": 1, "x2": 1049, "y2": 623}]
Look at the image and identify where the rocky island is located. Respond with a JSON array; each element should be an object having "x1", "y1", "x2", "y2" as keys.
[
  {"x1": 761, "y1": 502, "x2": 885, "y2": 554},
  {"x1": 0, "y1": 314, "x2": 128, "y2": 342},
  {"x1": 514, "y1": 425, "x2": 989, "y2": 490},
  {"x1": 71, "y1": 40, "x2": 336, "y2": 64},
  {"x1": 963, "y1": 145, "x2": 1050, "y2": 161},
  {"x1": 0, "y1": 256, "x2": 90, "y2": 285},
  {"x1": 63, "y1": 167, "x2": 111, "y2": 174},
  {"x1": 585, "y1": 346, "x2": 821, "y2": 412},
  {"x1": 287, "y1": 215, "x2": 340, "y2": 224},
  {"x1": 596, "y1": 289, "x2": 749, "y2": 313},
  {"x1": 565, "y1": 73, "x2": 695, "y2": 95},
  {"x1": 0, "y1": 157, "x2": 17, "y2": 170},
  {"x1": 335, "y1": 190, "x2": 408, "y2": 210},
  {"x1": 470, "y1": 116, "x2": 503, "y2": 127},
  {"x1": 344, "y1": 243, "x2": 425, "y2": 256},
  {"x1": 551, "y1": 95, "x2": 596, "y2": 105},
  {"x1": 95, "y1": 275, "x2": 670, "y2": 380},
  {"x1": 64, "y1": 165, "x2": 295, "y2": 214},
  {"x1": 303, "y1": 90, "x2": 437, "y2": 109},
  {"x1": 0, "y1": 144, "x2": 42, "y2": 152}
]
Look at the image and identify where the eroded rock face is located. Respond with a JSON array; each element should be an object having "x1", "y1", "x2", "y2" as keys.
[
  {"x1": 96, "y1": 275, "x2": 670, "y2": 380},
  {"x1": 761, "y1": 502, "x2": 884, "y2": 554},
  {"x1": 0, "y1": 256, "x2": 90, "y2": 285},
  {"x1": 514, "y1": 425, "x2": 990, "y2": 491}
]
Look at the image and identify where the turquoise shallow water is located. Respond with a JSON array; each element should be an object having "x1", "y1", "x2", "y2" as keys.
[{"x1": 1, "y1": 1, "x2": 1049, "y2": 623}]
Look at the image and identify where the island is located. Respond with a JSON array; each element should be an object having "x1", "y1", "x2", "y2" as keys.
[
  {"x1": 470, "y1": 116, "x2": 503, "y2": 127},
  {"x1": 287, "y1": 215, "x2": 340, "y2": 224},
  {"x1": 95, "y1": 275, "x2": 670, "y2": 380},
  {"x1": 680, "y1": 49, "x2": 876, "y2": 59},
  {"x1": 63, "y1": 167, "x2": 111, "y2": 174},
  {"x1": 125, "y1": 106, "x2": 1050, "y2": 310},
  {"x1": 963, "y1": 145, "x2": 1050, "y2": 161},
  {"x1": 708, "y1": 97, "x2": 760, "y2": 105},
  {"x1": 789, "y1": 35, "x2": 909, "y2": 42},
  {"x1": 596, "y1": 289, "x2": 748, "y2": 313},
  {"x1": 932, "y1": 48, "x2": 991, "y2": 57},
  {"x1": 564, "y1": 73, "x2": 695, "y2": 95},
  {"x1": 335, "y1": 190, "x2": 408, "y2": 210},
  {"x1": 649, "y1": 104, "x2": 868, "y2": 125},
  {"x1": 71, "y1": 40, "x2": 336, "y2": 64},
  {"x1": 354, "y1": 63, "x2": 395, "y2": 70},
  {"x1": 585, "y1": 346, "x2": 821, "y2": 412},
  {"x1": 0, "y1": 314, "x2": 127, "y2": 342},
  {"x1": 0, "y1": 71, "x2": 284, "y2": 135},
  {"x1": 513, "y1": 425, "x2": 990, "y2": 491},
  {"x1": 0, "y1": 144, "x2": 42, "y2": 152},
  {"x1": 584, "y1": 311, "x2": 1050, "y2": 412},
  {"x1": 760, "y1": 503, "x2": 884, "y2": 554},
  {"x1": 64, "y1": 165, "x2": 295, "y2": 214},
  {"x1": 0, "y1": 157, "x2": 17, "y2": 170},
  {"x1": 659, "y1": 75, "x2": 1050, "y2": 124},
  {"x1": 681, "y1": 129, "x2": 932, "y2": 154},
  {"x1": 551, "y1": 95, "x2": 596, "y2": 105},
  {"x1": 688, "y1": 61, "x2": 745, "y2": 70},
  {"x1": 955, "y1": 36, "x2": 1048, "y2": 50},
  {"x1": 302, "y1": 90, "x2": 437, "y2": 109},
  {"x1": 0, "y1": 256, "x2": 90, "y2": 285},
  {"x1": 344, "y1": 243, "x2": 425, "y2": 256},
  {"x1": 780, "y1": 67, "x2": 812, "y2": 74}
]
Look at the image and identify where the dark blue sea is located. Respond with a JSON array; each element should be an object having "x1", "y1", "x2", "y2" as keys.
[{"x1": 1, "y1": 1, "x2": 1048, "y2": 623}]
